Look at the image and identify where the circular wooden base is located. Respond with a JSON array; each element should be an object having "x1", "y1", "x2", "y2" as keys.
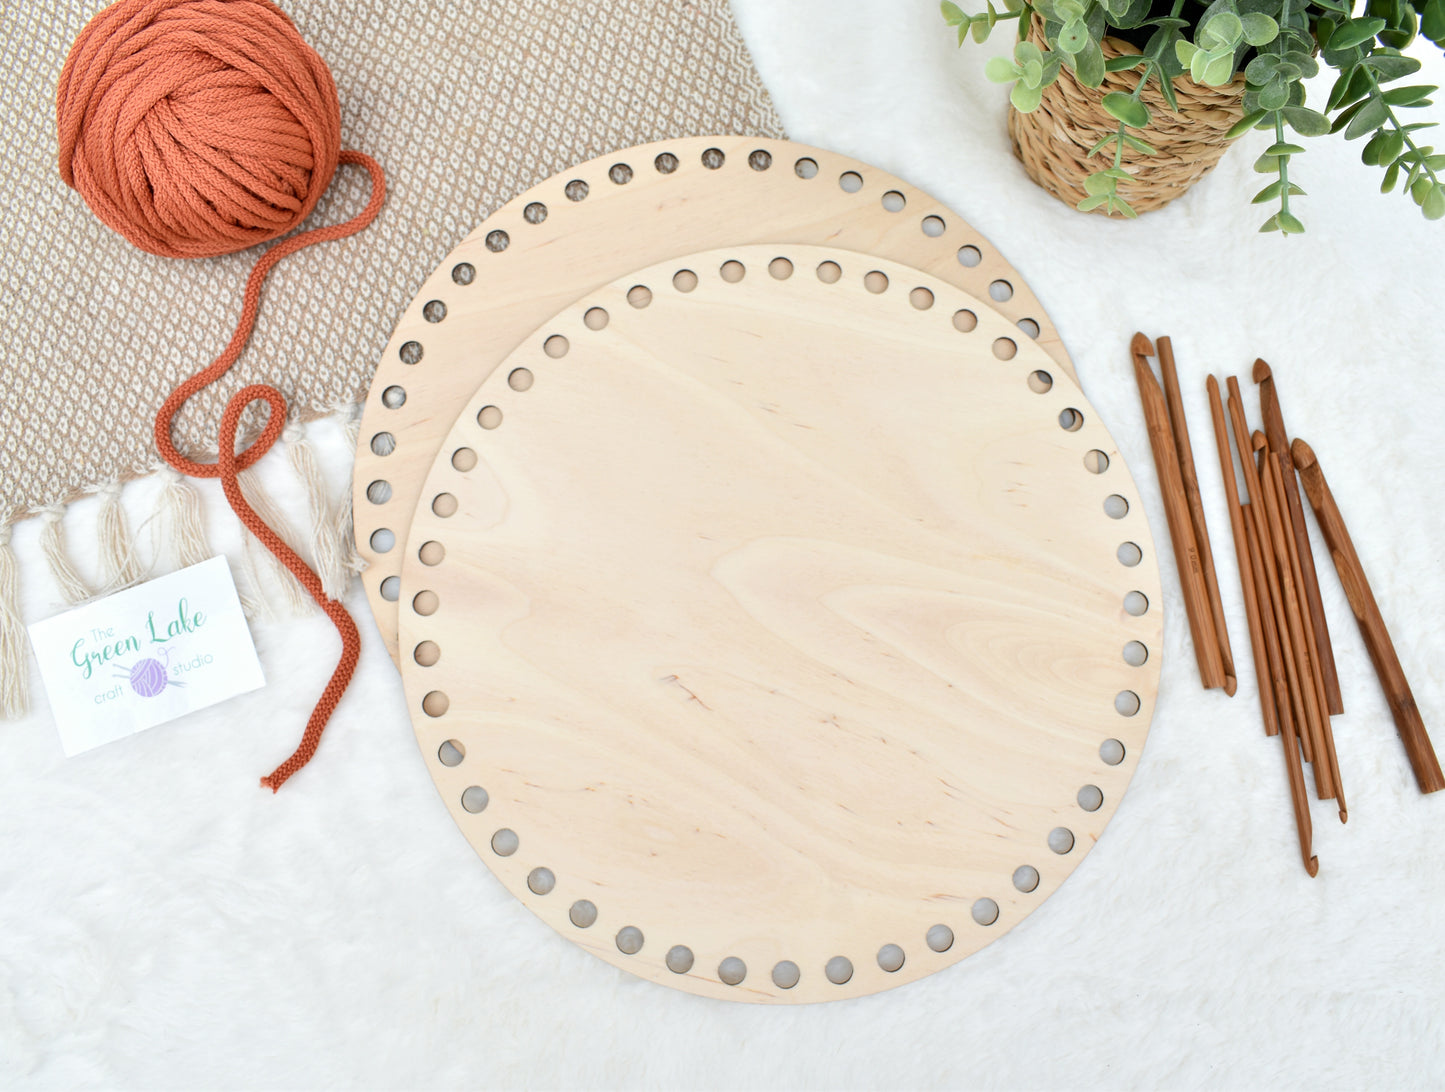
[{"x1": 397, "y1": 245, "x2": 1162, "y2": 1003}]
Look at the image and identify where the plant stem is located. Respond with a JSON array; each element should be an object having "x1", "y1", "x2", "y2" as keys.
[
  {"x1": 1274, "y1": 113, "x2": 1294, "y2": 220},
  {"x1": 1359, "y1": 66, "x2": 1444, "y2": 192}
]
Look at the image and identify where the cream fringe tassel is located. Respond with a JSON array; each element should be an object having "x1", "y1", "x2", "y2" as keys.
[{"x1": 0, "y1": 523, "x2": 28, "y2": 718}]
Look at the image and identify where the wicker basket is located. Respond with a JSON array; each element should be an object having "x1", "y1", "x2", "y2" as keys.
[{"x1": 1008, "y1": 16, "x2": 1247, "y2": 214}]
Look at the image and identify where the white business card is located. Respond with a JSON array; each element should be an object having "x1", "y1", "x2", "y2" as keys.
[{"x1": 27, "y1": 556, "x2": 266, "y2": 756}]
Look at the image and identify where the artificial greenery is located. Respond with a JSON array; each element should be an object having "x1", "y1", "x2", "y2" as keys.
[{"x1": 942, "y1": 0, "x2": 1445, "y2": 227}]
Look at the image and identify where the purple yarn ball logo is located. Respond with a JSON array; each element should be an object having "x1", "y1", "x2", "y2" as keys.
[{"x1": 113, "y1": 647, "x2": 185, "y2": 699}]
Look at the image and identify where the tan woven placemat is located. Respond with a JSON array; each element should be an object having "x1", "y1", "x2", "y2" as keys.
[{"x1": 0, "y1": 0, "x2": 782, "y2": 523}]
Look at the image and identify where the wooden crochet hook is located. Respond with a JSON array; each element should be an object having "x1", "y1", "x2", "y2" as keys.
[
  {"x1": 1254, "y1": 360, "x2": 1343, "y2": 716},
  {"x1": 1161, "y1": 341, "x2": 1235, "y2": 695},
  {"x1": 1131, "y1": 335, "x2": 1225, "y2": 690},
  {"x1": 1205, "y1": 377, "x2": 1272, "y2": 730},
  {"x1": 1292, "y1": 439, "x2": 1445, "y2": 794}
]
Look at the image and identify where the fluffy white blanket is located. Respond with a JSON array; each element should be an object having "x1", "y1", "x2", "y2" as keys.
[{"x1": 3, "y1": 2, "x2": 1443, "y2": 1087}]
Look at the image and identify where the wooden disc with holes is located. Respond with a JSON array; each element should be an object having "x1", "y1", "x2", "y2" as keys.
[
  {"x1": 356, "y1": 136, "x2": 1074, "y2": 663},
  {"x1": 399, "y1": 246, "x2": 1161, "y2": 1004}
]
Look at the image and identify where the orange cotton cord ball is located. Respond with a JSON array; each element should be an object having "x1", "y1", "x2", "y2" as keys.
[
  {"x1": 56, "y1": 0, "x2": 385, "y2": 792},
  {"x1": 56, "y1": 0, "x2": 343, "y2": 259}
]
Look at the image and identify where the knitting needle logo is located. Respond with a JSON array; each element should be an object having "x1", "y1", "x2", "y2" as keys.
[{"x1": 113, "y1": 646, "x2": 185, "y2": 698}]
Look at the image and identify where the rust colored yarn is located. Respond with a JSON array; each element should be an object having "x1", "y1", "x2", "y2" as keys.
[
  {"x1": 1009, "y1": 15, "x2": 1246, "y2": 214},
  {"x1": 57, "y1": 0, "x2": 385, "y2": 791}
]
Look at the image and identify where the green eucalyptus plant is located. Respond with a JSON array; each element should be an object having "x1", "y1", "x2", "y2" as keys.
[{"x1": 942, "y1": 0, "x2": 1445, "y2": 227}]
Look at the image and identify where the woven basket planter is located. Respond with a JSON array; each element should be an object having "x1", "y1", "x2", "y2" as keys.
[{"x1": 1008, "y1": 16, "x2": 1247, "y2": 214}]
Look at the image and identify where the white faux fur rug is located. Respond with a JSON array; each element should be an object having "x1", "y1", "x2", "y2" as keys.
[{"x1": 3, "y1": 2, "x2": 1444, "y2": 1087}]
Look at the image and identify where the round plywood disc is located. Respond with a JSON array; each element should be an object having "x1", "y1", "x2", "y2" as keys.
[
  {"x1": 398, "y1": 245, "x2": 1161, "y2": 1004},
  {"x1": 357, "y1": 136, "x2": 1076, "y2": 663}
]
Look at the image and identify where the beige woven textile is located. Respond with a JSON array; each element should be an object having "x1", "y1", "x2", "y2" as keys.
[{"x1": 0, "y1": 0, "x2": 783, "y2": 523}]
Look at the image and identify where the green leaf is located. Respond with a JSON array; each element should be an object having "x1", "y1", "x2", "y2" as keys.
[
  {"x1": 1201, "y1": 11, "x2": 1245, "y2": 47},
  {"x1": 1329, "y1": 17, "x2": 1388, "y2": 49},
  {"x1": 1175, "y1": 39, "x2": 1199, "y2": 65},
  {"x1": 1021, "y1": 58, "x2": 1045, "y2": 86},
  {"x1": 1424, "y1": 0, "x2": 1445, "y2": 41},
  {"x1": 1259, "y1": 77, "x2": 1290, "y2": 109},
  {"x1": 1086, "y1": 132, "x2": 1118, "y2": 156},
  {"x1": 1016, "y1": 40, "x2": 1045, "y2": 65},
  {"x1": 1277, "y1": 210, "x2": 1306, "y2": 233},
  {"x1": 1190, "y1": 46, "x2": 1212, "y2": 83},
  {"x1": 1344, "y1": 95, "x2": 1391, "y2": 138},
  {"x1": 1244, "y1": 54, "x2": 1277, "y2": 84},
  {"x1": 1424, "y1": 184, "x2": 1445, "y2": 219},
  {"x1": 1109, "y1": 194, "x2": 1139, "y2": 218},
  {"x1": 1227, "y1": 110, "x2": 1268, "y2": 138},
  {"x1": 1075, "y1": 39, "x2": 1105, "y2": 86},
  {"x1": 1411, "y1": 174, "x2": 1433, "y2": 203},
  {"x1": 1254, "y1": 152, "x2": 1281, "y2": 172},
  {"x1": 1083, "y1": 172, "x2": 1116, "y2": 195},
  {"x1": 1361, "y1": 53, "x2": 1422, "y2": 80},
  {"x1": 1105, "y1": 54, "x2": 1144, "y2": 71},
  {"x1": 1010, "y1": 81, "x2": 1044, "y2": 111},
  {"x1": 1058, "y1": 17, "x2": 1090, "y2": 51},
  {"x1": 971, "y1": 17, "x2": 991, "y2": 41},
  {"x1": 1382, "y1": 159, "x2": 1402, "y2": 191},
  {"x1": 1253, "y1": 179, "x2": 1284, "y2": 202},
  {"x1": 1202, "y1": 50, "x2": 1237, "y2": 85},
  {"x1": 1266, "y1": 141, "x2": 1307, "y2": 155},
  {"x1": 1280, "y1": 107, "x2": 1331, "y2": 136},
  {"x1": 1240, "y1": 12, "x2": 1279, "y2": 44},
  {"x1": 941, "y1": 0, "x2": 968, "y2": 21},
  {"x1": 1077, "y1": 193, "x2": 1111, "y2": 211},
  {"x1": 1383, "y1": 84, "x2": 1436, "y2": 106},
  {"x1": 985, "y1": 56, "x2": 1021, "y2": 82},
  {"x1": 1102, "y1": 91, "x2": 1151, "y2": 128},
  {"x1": 1362, "y1": 131, "x2": 1387, "y2": 164},
  {"x1": 1259, "y1": 213, "x2": 1283, "y2": 231},
  {"x1": 1122, "y1": 132, "x2": 1158, "y2": 154}
]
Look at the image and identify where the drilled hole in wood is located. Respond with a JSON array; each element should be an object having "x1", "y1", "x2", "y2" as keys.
[
  {"x1": 990, "y1": 279, "x2": 1014, "y2": 302},
  {"x1": 1013, "y1": 865, "x2": 1040, "y2": 892},
  {"x1": 816, "y1": 261, "x2": 841, "y2": 284},
  {"x1": 1123, "y1": 640, "x2": 1149, "y2": 667},
  {"x1": 654, "y1": 152, "x2": 678, "y2": 174},
  {"x1": 423, "y1": 299, "x2": 446, "y2": 323},
  {"x1": 437, "y1": 739, "x2": 464, "y2": 766},
  {"x1": 366, "y1": 480, "x2": 392, "y2": 504},
  {"x1": 422, "y1": 691, "x2": 449, "y2": 717},
  {"x1": 1028, "y1": 370, "x2": 1052, "y2": 394},
  {"x1": 909, "y1": 287, "x2": 934, "y2": 310},
  {"x1": 564, "y1": 179, "x2": 588, "y2": 201},
  {"x1": 412, "y1": 590, "x2": 439, "y2": 616},
  {"x1": 451, "y1": 447, "x2": 477, "y2": 471},
  {"x1": 432, "y1": 493, "x2": 458, "y2": 518},
  {"x1": 584, "y1": 307, "x2": 610, "y2": 330},
  {"x1": 508, "y1": 367, "x2": 534, "y2": 391},
  {"x1": 1085, "y1": 450, "x2": 1110, "y2": 474},
  {"x1": 769, "y1": 257, "x2": 793, "y2": 280},
  {"x1": 1018, "y1": 317, "x2": 1041, "y2": 339},
  {"x1": 666, "y1": 945, "x2": 694, "y2": 973},
  {"x1": 419, "y1": 540, "x2": 446, "y2": 566},
  {"x1": 616, "y1": 926, "x2": 644, "y2": 954},
  {"x1": 839, "y1": 171, "x2": 863, "y2": 193},
  {"x1": 461, "y1": 785, "x2": 489, "y2": 812},
  {"x1": 701, "y1": 147, "x2": 725, "y2": 169},
  {"x1": 1059, "y1": 407, "x2": 1084, "y2": 432},
  {"x1": 627, "y1": 285, "x2": 653, "y2": 308},
  {"x1": 523, "y1": 201, "x2": 547, "y2": 224},
  {"x1": 544, "y1": 334, "x2": 569, "y2": 358},
  {"x1": 399, "y1": 340, "x2": 422, "y2": 364},
  {"x1": 720, "y1": 260, "x2": 746, "y2": 283},
  {"x1": 491, "y1": 828, "x2": 519, "y2": 856},
  {"x1": 370, "y1": 431, "x2": 395, "y2": 456},
  {"x1": 1117, "y1": 541, "x2": 1142, "y2": 566},
  {"x1": 485, "y1": 229, "x2": 509, "y2": 252},
  {"x1": 1100, "y1": 738, "x2": 1126, "y2": 765},
  {"x1": 825, "y1": 956, "x2": 853, "y2": 984},
  {"x1": 609, "y1": 163, "x2": 633, "y2": 185},
  {"x1": 477, "y1": 406, "x2": 503, "y2": 429},
  {"x1": 414, "y1": 640, "x2": 440, "y2": 667},
  {"x1": 381, "y1": 385, "x2": 406, "y2": 409},
  {"x1": 1078, "y1": 784, "x2": 1104, "y2": 811},
  {"x1": 379, "y1": 576, "x2": 400, "y2": 602},
  {"x1": 877, "y1": 944, "x2": 905, "y2": 972},
  {"x1": 794, "y1": 157, "x2": 818, "y2": 178},
  {"x1": 864, "y1": 270, "x2": 889, "y2": 294},
  {"x1": 1049, "y1": 827, "x2": 1075, "y2": 854},
  {"x1": 993, "y1": 337, "x2": 1018, "y2": 361},
  {"x1": 369, "y1": 528, "x2": 394, "y2": 553},
  {"x1": 569, "y1": 900, "x2": 597, "y2": 927},
  {"x1": 1104, "y1": 494, "x2": 1129, "y2": 519},
  {"x1": 957, "y1": 245, "x2": 982, "y2": 267},
  {"x1": 926, "y1": 924, "x2": 954, "y2": 952},
  {"x1": 922, "y1": 214, "x2": 946, "y2": 237},
  {"x1": 527, "y1": 867, "x2": 555, "y2": 895},
  {"x1": 718, "y1": 956, "x2": 746, "y2": 984},
  {"x1": 952, "y1": 309, "x2": 977, "y2": 333},
  {"x1": 451, "y1": 262, "x2": 474, "y2": 285},
  {"x1": 748, "y1": 148, "x2": 772, "y2": 170},
  {"x1": 1124, "y1": 590, "x2": 1149, "y2": 616},
  {"x1": 673, "y1": 269, "x2": 698, "y2": 292},
  {"x1": 972, "y1": 898, "x2": 999, "y2": 926},
  {"x1": 1115, "y1": 690, "x2": 1141, "y2": 716},
  {"x1": 771, "y1": 960, "x2": 800, "y2": 988},
  {"x1": 881, "y1": 190, "x2": 906, "y2": 212}
]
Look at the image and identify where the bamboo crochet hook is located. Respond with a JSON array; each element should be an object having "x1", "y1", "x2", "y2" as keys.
[
  {"x1": 1292, "y1": 439, "x2": 1445, "y2": 794},
  {"x1": 1161, "y1": 340, "x2": 1236, "y2": 695},
  {"x1": 1254, "y1": 360, "x2": 1343, "y2": 716},
  {"x1": 1131, "y1": 334, "x2": 1225, "y2": 690}
]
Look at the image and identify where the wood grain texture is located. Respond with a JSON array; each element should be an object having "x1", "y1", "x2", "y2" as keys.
[
  {"x1": 354, "y1": 136, "x2": 1074, "y2": 663},
  {"x1": 397, "y1": 246, "x2": 1161, "y2": 1003}
]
